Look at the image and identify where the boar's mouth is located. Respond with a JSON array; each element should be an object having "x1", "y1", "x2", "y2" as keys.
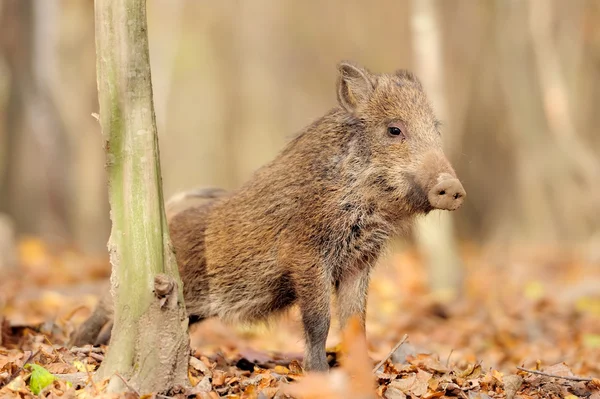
[
  {"x1": 372, "y1": 172, "x2": 439, "y2": 214},
  {"x1": 402, "y1": 173, "x2": 435, "y2": 214}
]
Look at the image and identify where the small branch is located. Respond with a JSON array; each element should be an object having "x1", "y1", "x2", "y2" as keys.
[
  {"x1": 89, "y1": 352, "x2": 105, "y2": 362},
  {"x1": 372, "y1": 334, "x2": 408, "y2": 373},
  {"x1": 71, "y1": 346, "x2": 104, "y2": 354},
  {"x1": 52, "y1": 372, "x2": 90, "y2": 385},
  {"x1": 517, "y1": 366, "x2": 593, "y2": 382},
  {"x1": 115, "y1": 372, "x2": 141, "y2": 396},
  {"x1": 1, "y1": 350, "x2": 41, "y2": 388},
  {"x1": 44, "y1": 335, "x2": 67, "y2": 364},
  {"x1": 84, "y1": 351, "x2": 100, "y2": 395},
  {"x1": 445, "y1": 349, "x2": 454, "y2": 368}
]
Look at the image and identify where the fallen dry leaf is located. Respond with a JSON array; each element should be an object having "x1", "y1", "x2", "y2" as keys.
[{"x1": 1, "y1": 240, "x2": 600, "y2": 398}]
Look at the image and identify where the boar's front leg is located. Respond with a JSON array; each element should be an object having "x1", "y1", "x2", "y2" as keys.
[
  {"x1": 335, "y1": 267, "x2": 370, "y2": 334},
  {"x1": 296, "y1": 267, "x2": 332, "y2": 372}
]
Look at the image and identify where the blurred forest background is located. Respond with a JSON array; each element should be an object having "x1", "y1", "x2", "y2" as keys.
[
  {"x1": 2, "y1": 1, "x2": 600, "y2": 388},
  {"x1": 1, "y1": 0, "x2": 600, "y2": 289}
]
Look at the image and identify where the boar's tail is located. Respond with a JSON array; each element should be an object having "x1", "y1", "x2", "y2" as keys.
[{"x1": 165, "y1": 187, "x2": 227, "y2": 221}]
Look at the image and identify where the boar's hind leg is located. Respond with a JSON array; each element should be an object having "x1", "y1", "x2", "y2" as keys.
[
  {"x1": 297, "y1": 269, "x2": 332, "y2": 372},
  {"x1": 70, "y1": 291, "x2": 114, "y2": 347},
  {"x1": 335, "y1": 268, "x2": 370, "y2": 333}
]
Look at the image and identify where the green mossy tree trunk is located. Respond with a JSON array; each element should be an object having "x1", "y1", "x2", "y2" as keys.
[{"x1": 94, "y1": 0, "x2": 189, "y2": 394}]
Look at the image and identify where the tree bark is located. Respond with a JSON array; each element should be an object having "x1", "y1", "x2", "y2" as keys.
[
  {"x1": 94, "y1": 0, "x2": 189, "y2": 394},
  {"x1": 410, "y1": 0, "x2": 464, "y2": 299}
]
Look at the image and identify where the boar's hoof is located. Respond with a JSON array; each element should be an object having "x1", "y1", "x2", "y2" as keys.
[{"x1": 428, "y1": 178, "x2": 465, "y2": 211}]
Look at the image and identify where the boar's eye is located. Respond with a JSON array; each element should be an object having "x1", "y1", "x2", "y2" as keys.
[
  {"x1": 387, "y1": 124, "x2": 405, "y2": 139},
  {"x1": 388, "y1": 127, "x2": 402, "y2": 136}
]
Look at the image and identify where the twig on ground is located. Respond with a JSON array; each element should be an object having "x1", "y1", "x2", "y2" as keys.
[
  {"x1": 71, "y1": 346, "x2": 104, "y2": 354},
  {"x1": 372, "y1": 334, "x2": 408, "y2": 373},
  {"x1": 43, "y1": 335, "x2": 67, "y2": 364},
  {"x1": 517, "y1": 366, "x2": 593, "y2": 382},
  {"x1": 89, "y1": 352, "x2": 104, "y2": 362},
  {"x1": 52, "y1": 372, "x2": 90, "y2": 385},
  {"x1": 115, "y1": 372, "x2": 140, "y2": 396},
  {"x1": 84, "y1": 352, "x2": 99, "y2": 395},
  {"x1": 61, "y1": 345, "x2": 102, "y2": 392},
  {"x1": 446, "y1": 349, "x2": 454, "y2": 368},
  {"x1": 0, "y1": 349, "x2": 41, "y2": 388}
]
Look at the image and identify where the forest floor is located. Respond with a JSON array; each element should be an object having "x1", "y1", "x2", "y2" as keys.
[{"x1": 1, "y1": 237, "x2": 600, "y2": 398}]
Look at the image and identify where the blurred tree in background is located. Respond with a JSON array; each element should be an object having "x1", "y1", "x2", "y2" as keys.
[{"x1": 0, "y1": 0, "x2": 599, "y2": 276}]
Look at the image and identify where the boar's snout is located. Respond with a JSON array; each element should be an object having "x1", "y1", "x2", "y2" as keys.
[{"x1": 428, "y1": 175, "x2": 465, "y2": 211}]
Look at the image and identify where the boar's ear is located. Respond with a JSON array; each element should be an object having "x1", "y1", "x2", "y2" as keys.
[
  {"x1": 395, "y1": 69, "x2": 422, "y2": 87},
  {"x1": 337, "y1": 62, "x2": 375, "y2": 113}
]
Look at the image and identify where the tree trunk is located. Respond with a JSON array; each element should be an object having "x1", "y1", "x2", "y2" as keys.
[
  {"x1": 0, "y1": 0, "x2": 70, "y2": 241},
  {"x1": 94, "y1": 0, "x2": 189, "y2": 394},
  {"x1": 231, "y1": 0, "x2": 286, "y2": 184},
  {"x1": 410, "y1": 0, "x2": 464, "y2": 299},
  {"x1": 53, "y1": 0, "x2": 109, "y2": 254},
  {"x1": 495, "y1": 0, "x2": 600, "y2": 245}
]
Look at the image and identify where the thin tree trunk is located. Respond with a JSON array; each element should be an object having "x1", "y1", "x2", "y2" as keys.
[
  {"x1": 496, "y1": 0, "x2": 599, "y2": 244},
  {"x1": 149, "y1": 0, "x2": 184, "y2": 133},
  {"x1": 0, "y1": 213, "x2": 17, "y2": 271},
  {"x1": 53, "y1": 0, "x2": 108, "y2": 254},
  {"x1": 94, "y1": 0, "x2": 189, "y2": 393},
  {"x1": 528, "y1": 0, "x2": 600, "y2": 185},
  {"x1": 410, "y1": 0, "x2": 464, "y2": 299},
  {"x1": 0, "y1": 0, "x2": 69, "y2": 241},
  {"x1": 232, "y1": 0, "x2": 285, "y2": 184}
]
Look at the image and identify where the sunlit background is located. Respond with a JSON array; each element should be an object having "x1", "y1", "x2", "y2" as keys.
[{"x1": 1, "y1": 0, "x2": 600, "y2": 374}]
